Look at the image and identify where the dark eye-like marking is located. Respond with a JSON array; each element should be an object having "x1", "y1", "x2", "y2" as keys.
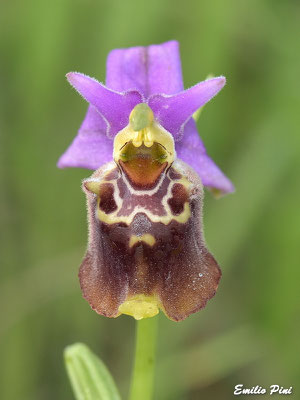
[
  {"x1": 168, "y1": 183, "x2": 189, "y2": 215},
  {"x1": 98, "y1": 183, "x2": 117, "y2": 214}
]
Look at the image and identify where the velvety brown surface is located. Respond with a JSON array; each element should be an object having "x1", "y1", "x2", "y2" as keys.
[{"x1": 80, "y1": 160, "x2": 221, "y2": 321}]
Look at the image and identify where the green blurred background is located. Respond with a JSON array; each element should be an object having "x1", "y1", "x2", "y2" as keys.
[{"x1": 1, "y1": 0, "x2": 299, "y2": 399}]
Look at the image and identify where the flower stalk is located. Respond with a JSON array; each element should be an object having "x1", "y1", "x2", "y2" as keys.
[{"x1": 129, "y1": 317, "x2": 158, "y2": 400}]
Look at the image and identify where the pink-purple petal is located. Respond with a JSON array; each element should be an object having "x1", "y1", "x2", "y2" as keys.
[
  {"x1": 78, "y1": 105, "x2": 107, "y2": 133},
  {"x1": 176, "y1": 119, "x2": 234, "y2": 195},
  {"x1": 148, "y1": 77, "x2": 226, "y2": 139},
  {"x1": 106, "y1": 40, "x2": 183, "y2": 97},
  {"x1": 57, "y1": 106, "x2": 112, "y2": 169},
  {"x1": 66, "y1": 72, "x2": 143, "y2": 137}
]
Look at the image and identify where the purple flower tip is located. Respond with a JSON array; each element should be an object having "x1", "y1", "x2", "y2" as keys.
[
  {"x1": 66, "y1": 71, "x2": 143, "y2": 137},
  {"x1": 58, "y1": 41, "x2": 234, "y2": 195},
  {"x1": 148, "y1": 76, "x2": 226, "y2": 139}
]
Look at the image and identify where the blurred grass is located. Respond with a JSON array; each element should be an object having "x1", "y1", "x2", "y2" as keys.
[{"x1": 0, "y1": 0, "x2": 299, "y2": 399}]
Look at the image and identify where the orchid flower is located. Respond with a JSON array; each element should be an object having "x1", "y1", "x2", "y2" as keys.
[{"x1": 58, "y1": 41, "x2": 234, "y2": 321}]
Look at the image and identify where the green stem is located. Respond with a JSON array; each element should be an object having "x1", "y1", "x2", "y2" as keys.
[{"x1": 129, "y1": 317, "x2": 158, "y2": 400}]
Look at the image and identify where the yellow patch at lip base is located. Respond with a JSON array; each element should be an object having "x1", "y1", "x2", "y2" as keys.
[{"x1": 118, "y1": 294, "x2": 160, "y2": 320}]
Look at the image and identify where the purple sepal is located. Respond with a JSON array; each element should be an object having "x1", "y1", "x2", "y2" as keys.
[
  {"x1": 106, "y1": 40, "x2": 183, "y2": 97},
  {"x1": 148, "y1": 77, "x2": 226, "y2": 140},
  {"x1": 57, "y1": 105, "x2": 113, "y2": 169},
  {"x1": 176, "y1": 119, "x2": 234, "y2": 194}
]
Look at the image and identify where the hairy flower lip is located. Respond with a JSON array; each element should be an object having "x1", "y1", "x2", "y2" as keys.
[{"x1": 80, "y1": 159, "x2": 222, "y2": 321}]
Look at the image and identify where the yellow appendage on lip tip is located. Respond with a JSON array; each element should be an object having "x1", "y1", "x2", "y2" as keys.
[{"x1": 118, "y1": 294, "x2": 160, "y2": 320}]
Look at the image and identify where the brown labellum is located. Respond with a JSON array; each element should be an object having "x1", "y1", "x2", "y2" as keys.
[{"x1": 79, "y1": 158, "x2": 221, "y2": 321}]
